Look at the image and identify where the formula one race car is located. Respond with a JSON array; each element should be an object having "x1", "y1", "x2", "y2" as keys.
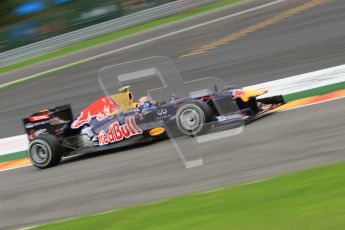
[{"x1": 23, "y1": 85, "x2": 284, "y2": 169}]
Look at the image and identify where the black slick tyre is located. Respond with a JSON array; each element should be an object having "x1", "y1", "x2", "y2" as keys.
[
  {"x1": 176, "y1": 101, "x2": 212, "y2": 136},
  {"x1": 28, "y1": 134, "x2": 62, "y2": 169}
]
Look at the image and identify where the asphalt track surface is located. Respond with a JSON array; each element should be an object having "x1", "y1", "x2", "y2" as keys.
[
  {"x1": 1, "y1": 0, "x2": 345, "y2": 138},
  {"x1": 1, "y1": 0, "x2": 345, "y2": 229}
]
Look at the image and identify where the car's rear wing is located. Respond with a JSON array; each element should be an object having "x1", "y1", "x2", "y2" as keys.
[{"x1": 23, "y1": 105, "x2": 73, "y2": 142}]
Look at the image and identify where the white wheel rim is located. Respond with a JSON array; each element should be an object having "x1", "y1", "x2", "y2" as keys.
[
  {"x1": 29, "y1": 141, "x2": 51, "y2": 165},
  {"x1": 180, "y1": 109, "x2": 200, "y2": 131}
]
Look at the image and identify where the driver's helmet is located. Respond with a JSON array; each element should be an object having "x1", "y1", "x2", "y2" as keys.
[
  {"x1": 137, "y1": 96, "x2": 153, "y2": 106},
  {"x1": 137, "y1": 96, "x2": 155, "y2": 113}
]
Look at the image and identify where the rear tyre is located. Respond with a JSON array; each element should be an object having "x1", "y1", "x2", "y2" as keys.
[
  {"x1": 28, "y1": 134, "x2": 62, "y2": 169},
  {"x1": 176, "y1": 101, "x2": 212, "y2": 136}
]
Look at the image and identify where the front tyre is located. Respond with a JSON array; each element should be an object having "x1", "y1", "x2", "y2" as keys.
[
  {"x1": 176, "y1": 101, "x2": 212, "y2": 136},
  {"x1": 28, "y1": 134, "x2": 62, "y2": 169}
]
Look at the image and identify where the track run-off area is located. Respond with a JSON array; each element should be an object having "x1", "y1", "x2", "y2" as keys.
[
  {"x1": 1, "y1": 0, "x2": 345, "y2": 229},
  {"x1": 2, "y1": 64, "x2": 345, "y2": 172}
]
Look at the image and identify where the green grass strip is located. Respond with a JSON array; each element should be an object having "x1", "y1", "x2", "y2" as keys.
[
  {"x1": 283, "y1": 81, "x2": 345, "y2": 102},
  {"x1": 34, "y1": 161, "x2": 345, "y2": 230},
  {"x1": 0, "y1": 151, "x2": 27, "y2": 163},
  {"x1": 0, "y1": 0, "x2": 240, "y2": 74}
]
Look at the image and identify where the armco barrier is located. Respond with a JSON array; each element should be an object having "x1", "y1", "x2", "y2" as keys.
[{"x1": 0, "y1": 0, "x2": 220, "y2": 67}]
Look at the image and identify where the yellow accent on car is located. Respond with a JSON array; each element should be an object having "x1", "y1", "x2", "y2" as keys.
[
  {"x1": 111, "y1": 86, "x2": 137, "y2": 112},
  {"x1": 240, "y1": 89, "x2": 267, "y2": 102},
  {"x1": 149, "y1": 127, "x2": 165, "y2": 137},
  {"x1": 118, "y1": 85, "x2": 131, "y2": 93}
]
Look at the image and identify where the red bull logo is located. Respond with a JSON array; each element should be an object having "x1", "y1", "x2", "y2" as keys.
[
  {"x1": 98, "y1": 116, "x2": 142, "y2": 146},
  {"x1": 71, "y1": 96, "x2": 121, "y2": 129}
]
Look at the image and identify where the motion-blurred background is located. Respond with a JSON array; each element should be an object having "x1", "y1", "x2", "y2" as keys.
[{"x1": 0, "y1": 0, "x2": 175, "y2": 52}]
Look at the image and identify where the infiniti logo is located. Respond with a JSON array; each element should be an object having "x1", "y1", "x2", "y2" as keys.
[{"x1": 157, "y1": 109, "x2": 168, "y2": 116}]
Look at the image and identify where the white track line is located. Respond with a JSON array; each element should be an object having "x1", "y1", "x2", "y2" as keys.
[
  {"x1": 0, "y1": 0, "x2": 287, "y2": 89},
  {"x1": 0, "y1": 164, "x2": 31, "y2": 173},
  {"x1": 3, "y1": 94, "x2": 345, "y2": 173},
  {"x1": 0, "y1": 134, "x2": 28, "y2": 156},
  {"x1": 78, "y1": 0, "x2": 288, "y2": 63}
]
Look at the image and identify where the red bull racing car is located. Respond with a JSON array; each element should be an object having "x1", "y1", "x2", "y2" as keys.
[{"x1": 23, "y1": 86, "x2": 284, "y2": 169}]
